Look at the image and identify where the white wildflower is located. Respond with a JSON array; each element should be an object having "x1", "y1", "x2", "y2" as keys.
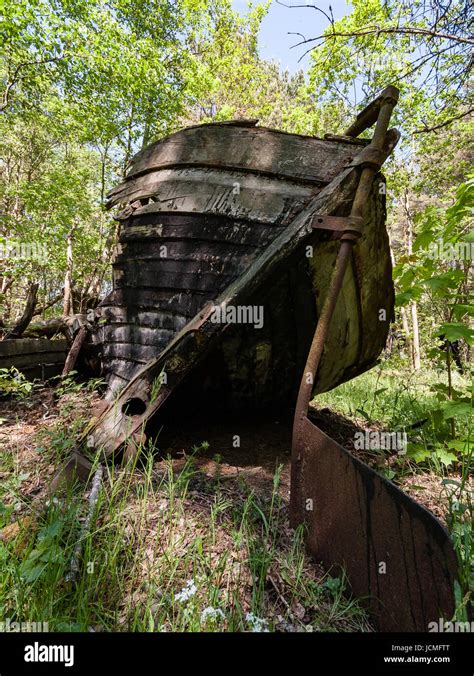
[
  {"x1": 245, "y1": 612, "x2": 269, "y2": 633},
  {"x1": 175, "y1": 579, "x2": 197, "y2": 603},
  {"x1": 200, "y1": 607, "x2": 225, "y2": 624}
]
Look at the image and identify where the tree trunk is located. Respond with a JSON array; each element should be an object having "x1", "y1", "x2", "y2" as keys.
[
  {"x1": 20, "y1": 318, "x2": 69, "y2": 339},
  {"x1": 400, "y1": 306, "x2": 414, "y2": 365},
  {"x1": 411, "y1": 301, "x2": 421, "y2": 370},
  {"x1": 63, "y1": 230, "x2": 74, "y2": 316},
  {"x1": 62, "y1": 325, "x2": 88, "y2": 375},
  {"x1": 403, "y1": 190, "x2": 421, "y2": 370},
  {"x1": 3, "y1": 282, "x2": 39, "y2": 339},
  {"x1": 0, "y1": 277, "x2": 13, "y2": 294}
]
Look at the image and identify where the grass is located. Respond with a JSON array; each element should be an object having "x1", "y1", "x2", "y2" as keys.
[
  {"x1": 0, "y1": 359, "x2": 471, "y2": 630},
  {"x1": 0, "y1": 383, "x2": 370, "y2": 632}
]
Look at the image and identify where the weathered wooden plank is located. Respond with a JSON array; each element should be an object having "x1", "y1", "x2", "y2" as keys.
[
  {"x1": 100, "y1": 325, "x2": 175, "y2": 347},
  {"x1": 107, "y1": 167, "x2": 314, "y2": 223},
  {"x1": 0, "y1": 351, "x2": 67, "y2": 369},
  {"x1": 98, "y1": 288, "x2": 208, "y2": 317},
  {"x1": 105, "y1": 372, "x2": 133, "y2": 395},
  {"x1": 95, "y1": 307, "x2": 188, "y2": 331},
  {"x1": 113, "y1": 265, "x2": 235, "y2": 293},
  {"x1": 307, "y1": 236, "x2": 362, "y2": 393},
  {"x1": 100, "y1": 359, "x2": 140, "y2": 387},
  {"x1": 115, "y1": 125, "x2": 358, "y2": 184},
  {"x1": 102, "y1": 343, "x2": 159, "y2": 363},
  {"x1": 115, "y1": 253, "x2": 248, "y2": 274},
  {"x1": 102, "y1": 356, "x2": 144, "y2": 372},
  {"x1": 115, "y1": 239, "x2": 258, "y2": 262},
  {"x1": 0, "y1": 338, "x2": 68, "y2": 357},
  {"x1": 118, "y1": 219, "x2": 280, "y2": 248},
  {"x1": 352, "y1": 176, "x2": 394, "y2": 363}
]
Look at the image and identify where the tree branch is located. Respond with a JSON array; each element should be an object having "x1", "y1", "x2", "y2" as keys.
[
  {"x1": 1, "y1": 56, "x2": 66, "y2": 112},
  {"x1": 413, "y1": 107, "x2": 474, "y2": 133},
  {"x1": 291, "y1": 25, "x2": 474, "y2": 49}
]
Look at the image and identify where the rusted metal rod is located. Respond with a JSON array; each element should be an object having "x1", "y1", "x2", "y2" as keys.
[
  {"x1": 292, "y1": 87, "x2": 399, "y2": 449},
  {"x1": 344, "y1": 85, "x2": 399, "y2": 138}
]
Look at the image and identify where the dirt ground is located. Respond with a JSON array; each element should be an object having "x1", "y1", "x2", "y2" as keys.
[{"x1": 0, "y1": 385, "x2": 460, "y2": 524}]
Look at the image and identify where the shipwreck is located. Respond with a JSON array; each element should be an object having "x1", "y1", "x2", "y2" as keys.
[{"x1": 10, "y1": 86, "x2": 463, "y2": 632}]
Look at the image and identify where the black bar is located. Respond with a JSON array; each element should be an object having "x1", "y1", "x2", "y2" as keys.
[{"x1": 0, "y1": 632, "x2": 472, "y2": 675}]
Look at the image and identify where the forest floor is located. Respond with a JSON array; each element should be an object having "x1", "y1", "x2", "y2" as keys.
[{"x1": 0, "y1": 362, "x2": 471, "y2": 632}]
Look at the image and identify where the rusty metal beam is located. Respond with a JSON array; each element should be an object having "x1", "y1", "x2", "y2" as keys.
[
  {"x1": 292, "y1": 420, "x2": 458, "y2": 631},
  {"x1": 290, "y1": 84, "x2": 460, "y2": 631}
]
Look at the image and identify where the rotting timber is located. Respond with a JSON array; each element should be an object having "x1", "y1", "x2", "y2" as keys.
[
  {"x1": 65, "y1": 86, "x2": 459, "y2": 632},
  {"x1": 94, "y1": 119, "x2": 394, "y2": 405}
]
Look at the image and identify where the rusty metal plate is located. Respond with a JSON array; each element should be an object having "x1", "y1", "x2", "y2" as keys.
[{"x1": 290, "y1": 418, "x2": 459, "y2": 632}]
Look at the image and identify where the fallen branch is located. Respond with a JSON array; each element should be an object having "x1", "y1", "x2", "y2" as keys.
[
  {"x1": 33, "y1": 293, "x2": 64, "y2": 317},
  {"x1": 13, "y1": 318, "x2": 69, "y2": 339},
  {"x1": 62, "y1": 325, "x2": 89, "y2": 375}
]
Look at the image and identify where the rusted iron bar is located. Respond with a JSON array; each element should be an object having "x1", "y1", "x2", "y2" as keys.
[
  {"x1": 291, "y1": 87, "x2": 399, "y2": 456},
  {"x1": 344, "y1": 85, "x2": 399, "y2": 139}
]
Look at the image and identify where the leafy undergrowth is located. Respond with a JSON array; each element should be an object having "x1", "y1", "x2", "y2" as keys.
[
  {"x1": 0, "y1": 382, "x2": 370, "y2": 633},
  {"x1": 1, "y1": 360, "x2": 471, "y2": 630}
]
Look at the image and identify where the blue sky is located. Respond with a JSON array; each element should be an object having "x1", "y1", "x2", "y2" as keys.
[{"x1": 232, "y1": 0, "x2": 352, "y2": 72}]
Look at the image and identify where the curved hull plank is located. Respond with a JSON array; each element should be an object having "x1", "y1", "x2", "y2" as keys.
[
  {"x1": 100, "y1": 122, "x2": 388, "y2": 403},
  {"x1": 88, "y1": 155, "x2": 379, "y2": 452}
]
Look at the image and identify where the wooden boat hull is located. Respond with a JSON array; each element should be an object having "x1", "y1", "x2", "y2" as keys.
[
  {"x1": 74, "y1": 95, "x2": 461, "y2": 635},
  {"x1": 0, "y1": 338, "x2": 68, "y2": 382},
  {"x1": 96, "y1": 121, "x2": 394, "y2": 409}
]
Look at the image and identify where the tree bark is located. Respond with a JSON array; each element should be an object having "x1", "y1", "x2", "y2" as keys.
[
  {"x1": 62, "y1": 325, "x2": 88, "y2": 375},
  {"x1": 400, "y1": 306, "x2": 414, "y2": 365},
  {"x1": 403, "y1": 190, "x2": 421, "y2": 370},
  {"x1": 411, "y1": 301, "x2": 421, "y2": 370},
  {"x1": 63, "y1": 230, "x2": 74, "y2": 316},
  {"x1": 20, "y1": 318, "x2": 69, "y2": 339},
  {"x1": 3, "y1": 282, "x2": 39, "y2": 339}
]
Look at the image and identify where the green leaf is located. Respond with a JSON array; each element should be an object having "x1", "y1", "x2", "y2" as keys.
[
  {"x1": 436, "y1": 323, "x2": 474, "y2": 345},
  {"x1": 39, "y1": 520, "x2": 63, "y2": 540},
  {"x1": 452, "y1": 304, "x2": 474, "y2": 320},
  {"x1": 413, "y1": 229, "x2": 436, "y2": 250},
  {"x1": 20, "y1": 563, "x2": 45, "y2": 583},
  {"x1": 434, "y1": 447, "x2": 457, "y2": 467},
  {"x1": 39, "y1": 546, "x2": 64, "y2": 564},
  {"x1": 405, "y1": 443, "x2": 430, "y2": 463},
  {"x1": 447, "y1": 439, "x2": 472, "y2": 455},
  {"x1": 441, "y1": 400, "x2": 472, "y2": 420}
]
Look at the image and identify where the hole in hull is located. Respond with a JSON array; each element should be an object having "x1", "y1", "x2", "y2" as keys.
[{"x1": 122, "y1": 397, "x2": 147, "y2": 417}]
